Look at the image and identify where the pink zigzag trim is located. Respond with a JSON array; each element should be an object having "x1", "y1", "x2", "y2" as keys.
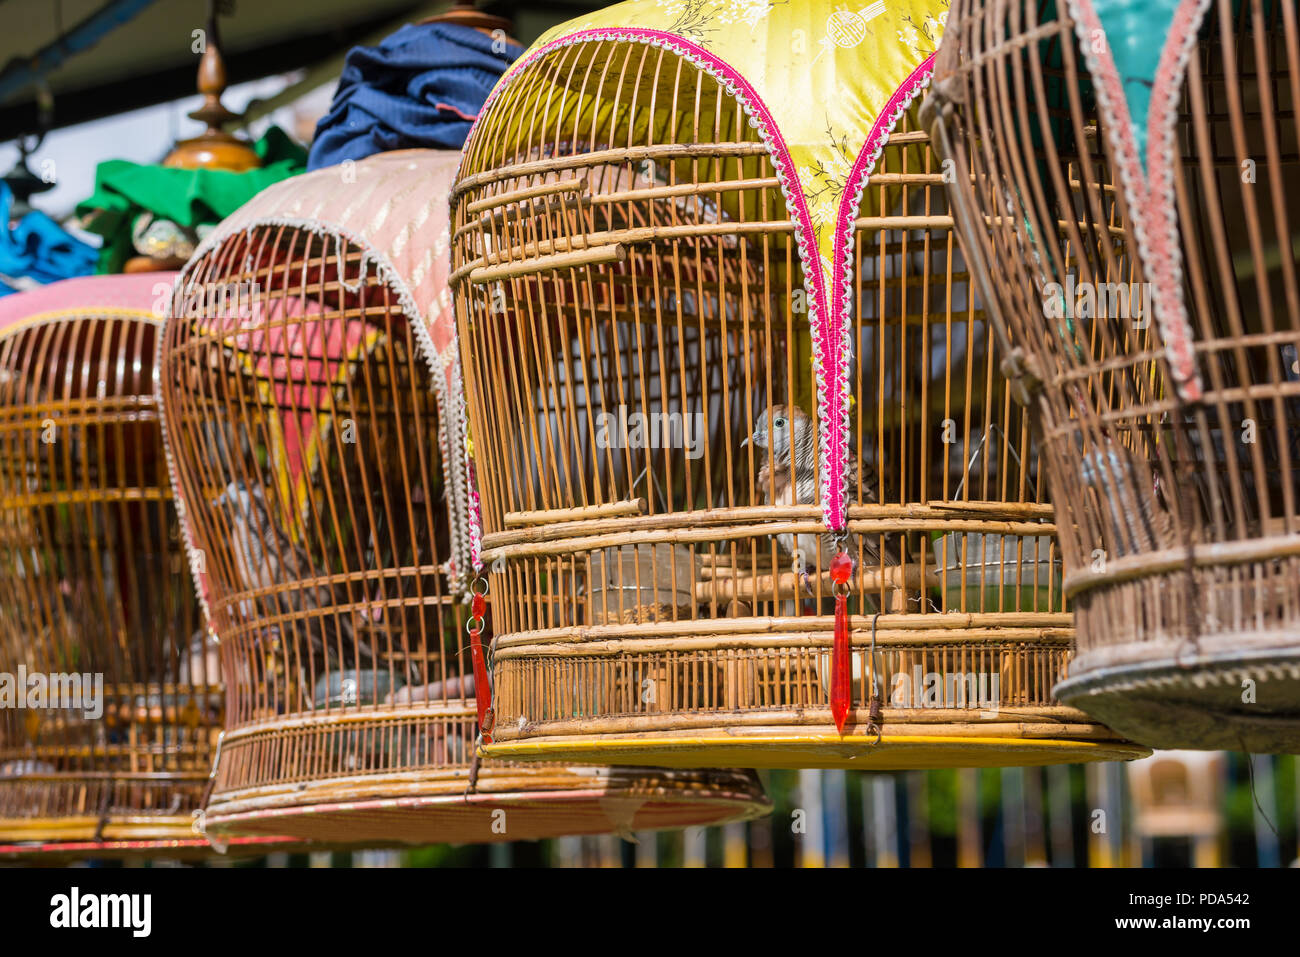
[{"x1": 826, "y1": 54, "x2": 937, "y2": 530}]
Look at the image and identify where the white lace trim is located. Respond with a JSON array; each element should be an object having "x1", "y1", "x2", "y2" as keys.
[
  {"x1": 155, "y1": 274, "x2": 214, "y2": 625},
  {"x1": 826, "y1": 67, "x2": 935, "y2": 528}
]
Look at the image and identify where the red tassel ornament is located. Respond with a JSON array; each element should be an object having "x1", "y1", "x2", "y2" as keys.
[
  {"x1": 829, "y1": 550, "x2": 853, "y2": 733},
  {"x1": 468, "y1": 589, "x2": 493, "y2": 742}
]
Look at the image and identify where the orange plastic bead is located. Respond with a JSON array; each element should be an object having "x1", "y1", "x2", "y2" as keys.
[{"x1": 829, "y1": 550, "x2": 853, "y2": 584}]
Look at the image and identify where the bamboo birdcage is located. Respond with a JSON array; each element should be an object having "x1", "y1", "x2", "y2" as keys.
[
  {"x1": 0, "y1": 273, "x2": 303, "y2": 861},
  {"x1": 449, "y1": 0, "x2": 1147, "y2": 769},
  {"x1": 157, "y1": 150, "x2": 769, "y2": 845},
  {"x1": 925, "y1": 0, "x2": 1300, "y2": 750}
]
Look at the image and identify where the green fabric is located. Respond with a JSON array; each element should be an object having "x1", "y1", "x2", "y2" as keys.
[
  {"x1": 1091, "y1": 0, "x2": 1182, "y2": 174},
  {"x1": 76, "y1": 127, "x2": 307, "y2": 273}
]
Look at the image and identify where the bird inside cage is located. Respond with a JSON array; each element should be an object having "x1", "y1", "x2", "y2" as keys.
[
  {"x1": 742, "y1": 403, "x2": 928, "y2": 616},
  {"x1": 211, "y1": 480, "x2": 374, "y2": 682}
]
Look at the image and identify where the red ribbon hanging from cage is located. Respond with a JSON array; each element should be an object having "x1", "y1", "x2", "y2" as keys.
[
  {"x1": 468, "y1": 585, "x2": 493, "y2": 743},
  {"x1": 830, "y1": 550, "x2": 853, "y2": 733}
]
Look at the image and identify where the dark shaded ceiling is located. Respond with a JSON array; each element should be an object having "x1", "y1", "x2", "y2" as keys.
[{"x1": 0, "y1": 0, "x2": 605, "y2": 138}]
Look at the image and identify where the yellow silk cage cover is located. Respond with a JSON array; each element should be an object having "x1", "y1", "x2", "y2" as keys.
[{"x1": 463, "y1": 0, "x2": 950, "y2": 550}]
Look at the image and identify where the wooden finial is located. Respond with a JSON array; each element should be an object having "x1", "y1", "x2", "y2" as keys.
[
  {"x1": 419, "y1": 1, "x2": 518, "y2": 46},
  {"x1": 162, "y1": 5, "x2": 260, "y2": 172},
  {"x1": 127, "y1": 4, "x2": 260, "y2": 271}
]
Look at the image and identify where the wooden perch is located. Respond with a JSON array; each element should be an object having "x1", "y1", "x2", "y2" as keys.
[{"x1": 695, "y1": 563, "x2": 939, "y2": 604}]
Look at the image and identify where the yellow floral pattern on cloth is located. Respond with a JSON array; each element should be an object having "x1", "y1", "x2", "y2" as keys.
[
  {"x1": 480, "y1": 0, "x2": 950, "y2": 532},
  {"x1": 522, "y1": 0, "x2": 948, "y2": 259}
]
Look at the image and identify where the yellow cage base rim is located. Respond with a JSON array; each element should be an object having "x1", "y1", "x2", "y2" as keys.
[
  {"x1": 481, "y1": 732, "x2": 1150, "y2": 770},
  {"x1": 0, "y1": 815, "x2": 200, "y2": 844}
]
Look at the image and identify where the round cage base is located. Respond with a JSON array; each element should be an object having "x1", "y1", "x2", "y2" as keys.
[
  {"x1": 0, "y1": 832, "x2": 310, "y2": 863},
  {"x1": 202, "y1": 766, "x2": 770, "y2": 845},
  {"x1": 1056, "y1": 641, "x2": 1300, "y2": 752},
  {"x1": 482, "y1": 721, "x2": 1149, "y2": 771},
  {"x1": 0, "y1": 815, "x2": 204, "y2": 846}
]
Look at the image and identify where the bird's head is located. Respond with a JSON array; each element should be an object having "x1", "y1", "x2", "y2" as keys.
[
  {"x1": 212, "y1": 480, "x2": 244, "y2": 512},
  {"x1": 211, "y1": 480, "x2": 267, "y2": 522},
  {"x1": 744, "y1": 404, "x2": 811, "y2": 460}
]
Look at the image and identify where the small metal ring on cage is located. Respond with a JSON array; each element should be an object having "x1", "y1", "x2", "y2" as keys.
[
  {"x1": 862, "y1": 702, "x2": 884, "y2": 746},
  {"x1": 465, "y1": 616, "x2": 486, "y2": 635},
  {"x1": 833, "y1": 581, "x2": 851, "y2": 599},
  {"x1": 470, "y1": 576, "x2": 490, "y2": 596}
]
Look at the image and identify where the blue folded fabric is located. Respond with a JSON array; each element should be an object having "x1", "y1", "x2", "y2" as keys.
[
  {"x1": 0, "y1": 183, "x2": 98, "y2": 296},
  {"x1": 307, "y1": 22, "x2": 521, "y2": 171}
]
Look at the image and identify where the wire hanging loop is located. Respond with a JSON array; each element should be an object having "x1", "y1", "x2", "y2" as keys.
[
  {"x1": 830, "y1": 527, "x2": 852, "y2": 555},
  {"x1": 193, "y1": 730, "x2": 227, "y2": 850},
  {"x1": 865, "y1": 613, "x2": 883, "y2": 746},
  {"x1": 468, "y1": 715, "x2": 494, "y2": 797}
]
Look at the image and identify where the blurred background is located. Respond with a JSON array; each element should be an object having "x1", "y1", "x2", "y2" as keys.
[
  {"x1": 34, "y1": 757, "x2": 1299, "y2": 868},
  {"x1": 0, "y1": 1, "x2": 601, "y2": 219}
]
